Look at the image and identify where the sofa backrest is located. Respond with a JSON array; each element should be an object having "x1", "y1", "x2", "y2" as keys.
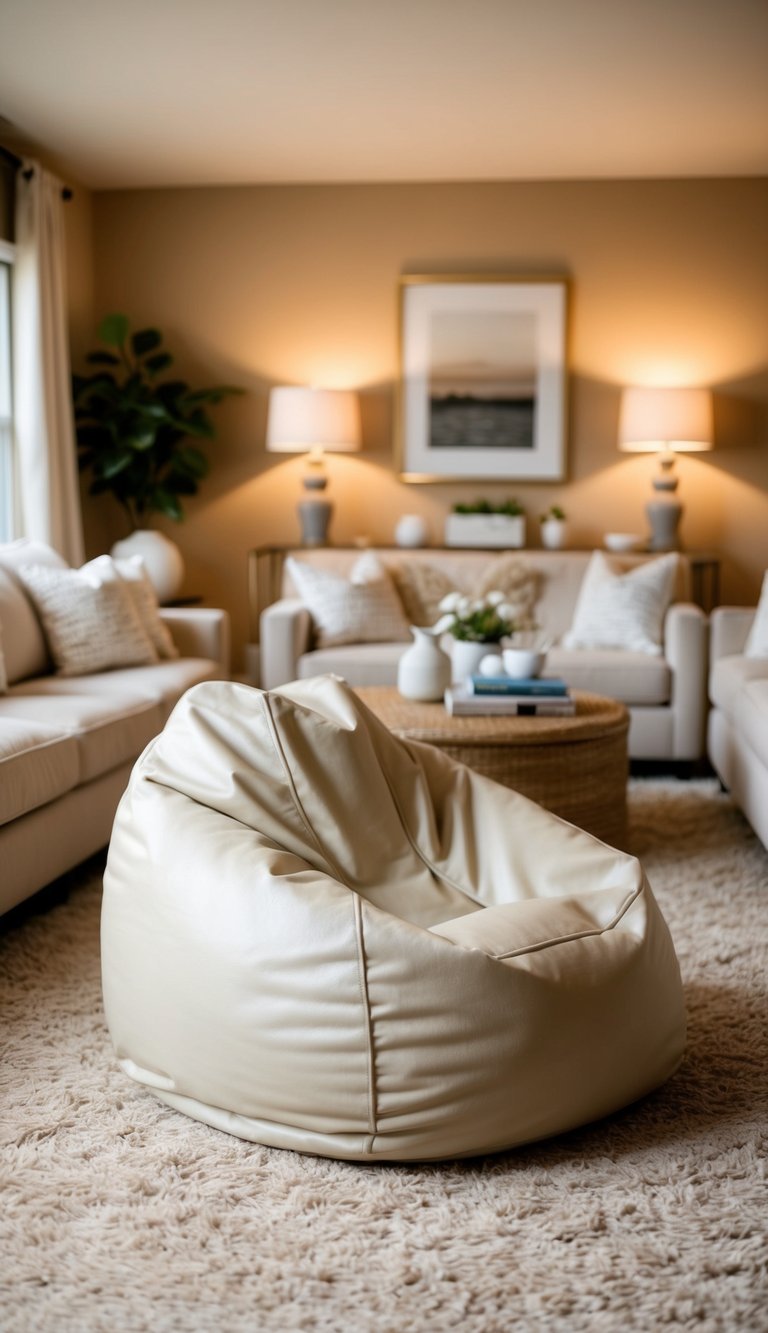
[
  {"x1": 279, "y1": 547, "x2": 692, "y2": 640},
  {"x1": 0, "y1": 540, "x2": 67, "y2": 682}
]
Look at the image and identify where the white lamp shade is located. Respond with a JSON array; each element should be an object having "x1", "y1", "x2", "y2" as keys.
[
  {"x1": 266, "y1": 387, "x2": 361, "y2": 453},
  {"x1": 619, "y1": 386, "x2": 714, "y2": 453}
]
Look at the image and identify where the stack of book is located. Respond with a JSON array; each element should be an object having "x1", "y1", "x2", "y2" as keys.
[{"x1": 444, "y1": 675, "x2": 576, "y2": 717}]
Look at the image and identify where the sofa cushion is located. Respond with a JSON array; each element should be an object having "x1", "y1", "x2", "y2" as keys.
[
  {"x1": 2, "y1": 686, "x2": 163, "y2": 783},
  {"x1": 0, "y1": 719, "x2": 79, "y2": 824},
  {"x1": 298, "y1": 644, "x2": 408, "y2": 687},
  {"x1": 710, "y1": 654, "x2": 768, "y2": 721},
  {"x1": 15, "y1": 556, "x2": 159, "y2": 676},
  {"x1": 562, "y1": 551, "x2": 678, "y2": 655},
  {"x1": 286, "y1": 552, "x2": 411, "y2": 648},
  {"x1": 13, "y1": 657, "x2": 225, "y2": 714},
  {"x1": 547, "y1": 648, "x2": 672, "y2": 705},
  {"x1": 745, "y1": 571, "x2": 768, "y2": 658},
  {"x1": 0, "y1": 539, "x2": 66, "y2": 682},
  {"x1": 0, "y1": 622, "x2": 6, "y2": 694}
]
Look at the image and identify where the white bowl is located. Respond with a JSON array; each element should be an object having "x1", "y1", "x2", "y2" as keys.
[
  {"x1": 502, "y1": 647, "x2": 546, "y2": 679},
  {"x1": 604, "y1": 532, "x2": 643, "y2": 553}
]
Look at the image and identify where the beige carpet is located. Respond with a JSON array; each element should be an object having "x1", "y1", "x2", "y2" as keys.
[{"x1": 1, "y1": 778, "x2": 766, "y2": 1333}]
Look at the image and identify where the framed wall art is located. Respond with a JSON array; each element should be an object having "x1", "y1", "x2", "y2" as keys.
[{"x1": 397, "y1": 274, "x2": 568, "y2": 482}]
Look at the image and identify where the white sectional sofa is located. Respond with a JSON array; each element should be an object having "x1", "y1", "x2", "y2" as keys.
[
  {"x1": 708, "y1": 601, "x2": 768, "y2": 850},
  {"x1": 0, "y1": 540, "x2": 230, "y2": 915},
  {"x1": 259, "y1": 546, "x2": 709, "y2": 764}
]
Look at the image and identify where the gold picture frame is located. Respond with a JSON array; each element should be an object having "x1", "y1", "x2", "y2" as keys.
[{"x1": 397, "y1": 274, "x2": 568, "y2": 483}]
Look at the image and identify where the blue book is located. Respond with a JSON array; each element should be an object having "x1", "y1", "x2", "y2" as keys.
[{"x1": 469, "y1": 675, "x2": 569, "y2": 696}]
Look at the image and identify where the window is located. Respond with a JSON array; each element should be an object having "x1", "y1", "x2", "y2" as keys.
[{"x1": 0, "y1": 240, "x2": 14, "y2": 541}]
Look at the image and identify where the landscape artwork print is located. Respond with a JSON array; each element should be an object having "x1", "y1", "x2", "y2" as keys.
[
  {"x1": 399, "y1": 277, "x2": 567, "y2": 482},
  {"x1": 428, "y1": 309, "x2": 537, "y2": 451}
]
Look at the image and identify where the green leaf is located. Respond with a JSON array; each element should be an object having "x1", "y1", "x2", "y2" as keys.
[
  {"x1": 101, "y1": 449, "x2": 135, "y2": 478},
  {"x1": 172, "y1": 445, "x2": 209, "y2": 478},
  {"x1": 144, "y1": 352, "x2": 173, "y2": 376},
  {"x1": 86, "y1": 351, "x2": 121, "y2": 366},
  {"x1": 132, "y1": 328, "x2": 163, "y2": 359},
  {"x1": 98, "y1": 313, "x2": 130, "y2": 348}
]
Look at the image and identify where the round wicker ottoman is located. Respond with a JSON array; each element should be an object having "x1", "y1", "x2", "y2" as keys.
[{"x1": 355, "y1": 687, "x2": 630, "y2": 849}]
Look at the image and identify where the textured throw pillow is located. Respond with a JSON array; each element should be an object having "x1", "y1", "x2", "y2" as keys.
[
  {"x1": 389, "y1": 561, "x2": 457, "y2": 627},
  {"x1": 745, "y1": 571, "x2": 768, "y2": 658},
  {"x1": 391, "y1": 555, "x2": 539, "y2": 630},
  {"x1": 286, "y1": 552, "x2": 411, "y2": 648},
  {"x1": 477, "y1": 555, "x2": 539, "y2": 629},
  {"x1": 562, "y1": 551, "x2": 678, "y2": 656},
  {"x1": 16, "y1": 555, "x2": 159, "y2": 676},
  {"x1": 113, "y1": 555, "x2": 179, "y2": 659}
]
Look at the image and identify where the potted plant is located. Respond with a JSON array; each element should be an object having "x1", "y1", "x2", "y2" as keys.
[
  {"x1": 433, "y1": 589, "x2": 519, "y2": 680},
  {"x1": 540, "y1": 504, "x2": 569, "y2": 550},
  {"x1": 73, "y1": 313, "x2": 240, "y2": 600},
  {"x1": 445, "y1": 498, "x2": 526, "y2": 548}
]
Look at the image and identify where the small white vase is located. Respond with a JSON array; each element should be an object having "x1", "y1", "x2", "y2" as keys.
[
  {"x1": 397, "y1": 626, "x2": 451, "y2": 702},
  {"x1": 394, "y1": 514, "x2": 430, "y2": 548},
  {"x1": 541, "y1": 519, "x2": 569, "y2": 550},
  {"x1": 111, "y1": 529, "x2": 185, "y2": 603},
  {"x1": 450, "y1": 639, "x2": 491, "y2": 684}
]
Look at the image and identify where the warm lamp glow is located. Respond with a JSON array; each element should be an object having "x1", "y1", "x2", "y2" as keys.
[
  {"x1": 266, "y1": 387, "x2": 361, "y2": 454},
  {"x1": 265, "y1": 385, "x2": 361, "y2": 546},
  {"x1": 617, "y1": 385, "x2": 714, "y2": 552},
  {"x1": 618, "y1": 386, "x2": 713, "y2": 454}
]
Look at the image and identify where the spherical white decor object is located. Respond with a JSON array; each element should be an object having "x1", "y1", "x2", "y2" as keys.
[
  {"x1": 394, "y1": 515, "x2": 430, "y2": 548},
  {"x1": 479, "y1": 653, "x2": 505, "y2": 677},
  {"x1": 111, "y1": 530, "x2": 185, "y2": 604}
]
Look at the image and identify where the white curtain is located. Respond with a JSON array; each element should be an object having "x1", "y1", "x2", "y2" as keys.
[{"x1": 12, "y1": 161, "x2": 84, "y2": 565}]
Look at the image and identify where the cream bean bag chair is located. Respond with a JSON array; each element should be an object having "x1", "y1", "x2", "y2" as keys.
[{"x1": 102, "y1": 676, "x2": 685, "y2": 1162}]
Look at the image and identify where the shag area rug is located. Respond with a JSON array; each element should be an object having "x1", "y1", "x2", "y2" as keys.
[{"x1": 1, "y1": 778, "x2": 766, "y2": 1333}]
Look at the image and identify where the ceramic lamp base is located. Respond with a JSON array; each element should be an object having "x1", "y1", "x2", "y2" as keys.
[
  {"x1": 298, "y1": 498, "x2": 332, "y2": 547},
  {"x1": 646, "y1": 498, "x2": 682, "y2": 551}
]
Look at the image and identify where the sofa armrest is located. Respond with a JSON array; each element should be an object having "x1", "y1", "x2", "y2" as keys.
[
  {"x1": 260, "y1": 598, "x2": 312, "y2": 689},
  {"x1": 159, "y1": 607, "x2": 231, "y2": 675},
  {"x1": 664, "y1": 602, "x2": 708, "y2": 759},
  {"x1": 709, "y1": 606, "x2": 755, "y2": 661}
]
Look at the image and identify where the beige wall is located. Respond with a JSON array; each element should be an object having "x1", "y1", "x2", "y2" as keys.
[{"x1": 85, "y1": 179, "x2": 768, "y2": 672}]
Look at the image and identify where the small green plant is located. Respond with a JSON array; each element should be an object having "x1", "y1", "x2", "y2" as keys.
[
  {"x1": 540, "y1": 505, "x2": 566, "y2": 522},
  {"x1": 453, "y1": 498, "x2": 524, "y2": 517},
  {"x1": 433, "y1": 591, "x2": 518, "y2": 643},
  {"x1": 73, "y1": 313, "x2": 241, "y2": 529}
]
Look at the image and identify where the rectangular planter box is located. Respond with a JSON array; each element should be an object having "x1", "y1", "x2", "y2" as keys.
[{"x1": 444, "y1": 514, "x2": 526, "y2": 548}]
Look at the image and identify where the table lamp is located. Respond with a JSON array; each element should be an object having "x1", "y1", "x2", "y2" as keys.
[
  {"x1": 618, "y1": 386, "x2": 713, "y2": 550},
  {"x1": 266, "y1": 386, "x2": 361, "y2": 546}
]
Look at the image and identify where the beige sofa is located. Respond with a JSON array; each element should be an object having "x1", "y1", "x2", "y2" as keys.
[
  {"x1": 0, "y1": 540, "x2": 230, "y2": 915},
  {"x1": 259, "y1": 547, "x2": 708, "y2": 764},
  {"x1": 708, "y1": 604, "x2": 768, "y2": 850}
]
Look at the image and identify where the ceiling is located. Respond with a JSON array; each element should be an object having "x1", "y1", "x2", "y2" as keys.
[{"x1": 1, "y1": 0, "x2": 767, "y2": 190}]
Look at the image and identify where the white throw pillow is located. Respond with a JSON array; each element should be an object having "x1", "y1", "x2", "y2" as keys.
[
  {"x1": 113, "y1": 555, "x2": 179, "y2": 659},
  {"x1": 562, "y1": 551, "x2": 679, "y2": 656},
  {"x1": 16, "y1": 555, "x2": 159, "y2": 676},
  {"x1": 286, "y1": 552, "x2": 411, "y2": 648},
  {"x1": 745, "y1": 571, "x2": 768, "y2": 658}
]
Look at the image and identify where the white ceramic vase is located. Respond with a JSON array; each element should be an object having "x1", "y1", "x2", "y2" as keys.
[
  {"x1": 450, "y1": 638, "x2": 491, "y2": 684},
  {"x1": 394, "y1": 514, "x2": 430, "y2": 548},
  {"x1": 111, "y1": 529, "x2": 185, "y2": 603},
  {"x1": 541, "y1": 518, "x2": 569, "y2": 550},
  {"x1": 397, "y1": 627, "x2": 451, "y2": 702}
]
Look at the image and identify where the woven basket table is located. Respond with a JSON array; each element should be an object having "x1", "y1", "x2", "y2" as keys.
[{"x1": 355, "y1": 687, "x2": 630, "y2": 849}]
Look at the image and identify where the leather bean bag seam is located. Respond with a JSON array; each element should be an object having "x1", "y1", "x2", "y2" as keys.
[{"x1": 493, "y1": 886, "x2": 640, "y2": 960}]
